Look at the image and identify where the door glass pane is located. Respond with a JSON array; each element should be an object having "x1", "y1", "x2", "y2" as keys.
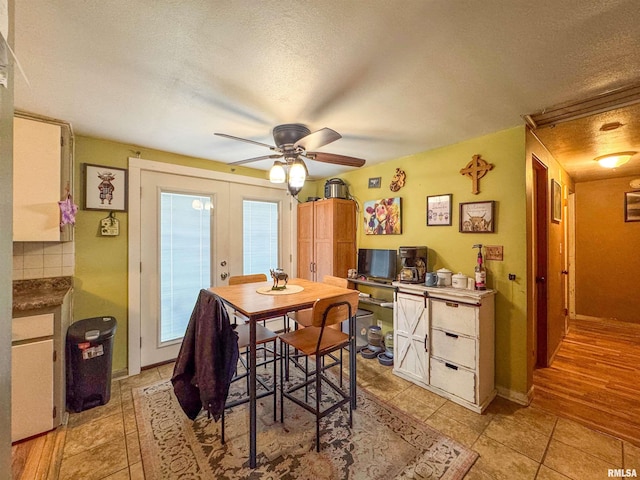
[
  {"x1": 243, "y1": 200, "x2": 278, "y2": 275},
  {"x1": 160, "y1": 192, "x2": 211, "y2": 343}
]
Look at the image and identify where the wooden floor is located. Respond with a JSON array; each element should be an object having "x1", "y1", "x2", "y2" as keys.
[
  {"x1": 533, "y1": 316, "x2": 640, "y2": 447},
  {"x1": 11, "y1": 427, "x2": 64, "y2": 480}
]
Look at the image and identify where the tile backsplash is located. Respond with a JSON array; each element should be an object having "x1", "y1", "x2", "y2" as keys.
[{"x1": 13, "y1": 241, "x2": 75, "y2": 280}]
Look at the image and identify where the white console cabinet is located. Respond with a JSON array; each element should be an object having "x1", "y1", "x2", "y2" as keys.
[{"x1": 393, "y1": 283, "x2": 495, "y2": 413}]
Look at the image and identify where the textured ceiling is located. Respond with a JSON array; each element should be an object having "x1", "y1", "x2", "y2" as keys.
[{"x1": 13, "y1": 0, "x2": 640, "y2": 180}]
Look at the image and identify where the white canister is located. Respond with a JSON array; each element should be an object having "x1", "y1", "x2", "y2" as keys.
[
  {"x1": 452, "y1": 273, "x2": 467, "y2": 289},
  {"x1": 436, "y1": 268, "x2": 452, "y2": 287}
]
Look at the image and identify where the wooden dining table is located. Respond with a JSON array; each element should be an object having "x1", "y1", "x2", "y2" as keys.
[{"x1": 208, "y1": 277, "x2": 358, "y2": 469}]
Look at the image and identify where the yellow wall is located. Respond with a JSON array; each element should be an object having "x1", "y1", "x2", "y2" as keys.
[
  {"x1": 575, "y1": 176, "x2": 640, "y2": 324},
  {"x1": 310, "y1": 126, "x2": 530, "y2": 397},
  {"x1": 73, "y1": 136, "x2": 268, "y2": 372}
]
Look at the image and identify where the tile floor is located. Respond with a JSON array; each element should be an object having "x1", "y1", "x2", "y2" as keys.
[{"x1": 54, "y1": 357, "x2": 639, "y2": 480}]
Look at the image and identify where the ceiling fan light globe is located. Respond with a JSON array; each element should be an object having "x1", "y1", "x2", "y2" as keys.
[
  {"x1": 288, "y1": 160, "x2": 307, "y2": 188},
  {"x1": 269, "y1": 161, "x2": 286, "y2": 183}
]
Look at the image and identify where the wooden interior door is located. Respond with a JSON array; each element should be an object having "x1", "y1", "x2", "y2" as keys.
[{"x1": 533, "y1": 156, "x2": 549, "y2": 368}]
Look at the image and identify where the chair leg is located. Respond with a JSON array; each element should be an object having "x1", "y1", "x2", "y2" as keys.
[
  {"x1": 221, "y1": 409, "x2": 226, "y2": 444},
  {"x1": 304, "y1": 356, "x2": 309, "y2": 403},
  {"x1": 273, "y1": 338, "x2": 277, "y2": 421},
  {"x1": 279, "y1": 339, "x2": 284, "y2": 424},
  {"x1": 339, "y1": 348, "x2": 343, "y2": 388},
  {"x1": 315, "y1": 354, "x2": 322, "y2": 452}
]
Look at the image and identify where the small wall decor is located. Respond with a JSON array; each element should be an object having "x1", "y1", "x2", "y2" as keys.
[
  {"x1": 83, "y1": 163, "x2": 128, "y2": 211},
  {"x1": 460, "y1": 201, "x2": 495, "y2": 233},
  {"x1": 368, "y1": 177, "x2": 381, "y2": 188},
  {"x1": 460, "y1": 154, "x2": 493, "y2": 194},
  {"x1": 389, "y1": 168, "x2": 406, "y2": 192},
  {"x1": 427, "y1": 194, "x2": 452, "y2": 226},
  {"x1": 364, "y1": 197, "x2": 402, "y2": 234},
  {"x1": 625, "y1": 191, "x2": 640, "y2": 222},
  {"x1": 551, "y1": 180, "x2": 562, "y2": 223}
]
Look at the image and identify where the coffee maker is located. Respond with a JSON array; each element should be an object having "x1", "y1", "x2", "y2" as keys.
[{"x1": 399, "y1": 246, "x2": 428, "y2": 283}]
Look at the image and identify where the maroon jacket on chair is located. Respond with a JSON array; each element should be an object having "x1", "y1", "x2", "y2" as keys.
[{"x1": 171, "y1": 289, "x2": 239, "y2": 421}]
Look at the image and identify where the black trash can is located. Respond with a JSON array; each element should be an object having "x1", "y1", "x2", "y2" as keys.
[{"x1": 66, "y1": 316, "x2": 117, "y2": 412}]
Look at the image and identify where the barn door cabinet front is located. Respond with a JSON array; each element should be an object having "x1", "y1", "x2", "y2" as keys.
[{"x1": 393, "y1": 291, "x2": 429, "y2": 387}]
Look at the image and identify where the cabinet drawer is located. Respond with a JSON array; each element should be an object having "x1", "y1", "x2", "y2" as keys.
[
  {"x1": 430, "y1": 358, "x2": 476, "y2": 403},
  {"x1": 12, "y1": 313, "x2": 54, "y2": 342},
  {"x1": 431, "y1": 328, "x2": 476, "y2": 369},
  {"x1": 431, "y1": 300, "x2": 476, "y2": 337}
]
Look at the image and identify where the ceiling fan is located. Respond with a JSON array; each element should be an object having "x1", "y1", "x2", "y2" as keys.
[{"x1": 215, "y1": 123, "x2": 366, "y2": 168}]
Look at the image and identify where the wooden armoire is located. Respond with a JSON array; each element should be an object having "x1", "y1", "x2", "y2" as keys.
[{"x1": 297, "y1": 198, "x2": 356, "y2": 281}]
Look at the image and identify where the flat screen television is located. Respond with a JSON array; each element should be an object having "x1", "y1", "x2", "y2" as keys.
[{"x1": 357, "y1": 248, "x2": 397, "y2": 282}]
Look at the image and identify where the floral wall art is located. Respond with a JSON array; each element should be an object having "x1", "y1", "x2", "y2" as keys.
[{"x1": 364, "y1": 197, "x2": 402, "y2": 235}]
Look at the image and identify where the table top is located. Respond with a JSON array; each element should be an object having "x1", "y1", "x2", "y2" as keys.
[{"x1": 209, "y1": 278, "x2": 353, "y2": 321}]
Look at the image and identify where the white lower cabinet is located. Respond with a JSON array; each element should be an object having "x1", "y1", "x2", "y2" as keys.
[
  {"x1": 393, "y1": 283, "x2": 495, "y2": 413},
  {"x1": 11, "y1": 339, "x2": 55, "y2": 442}
]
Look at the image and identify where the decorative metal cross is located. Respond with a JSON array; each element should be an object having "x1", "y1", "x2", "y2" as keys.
[{"x1": 460, "y1": 154, "x2": 494, "y2": 194}]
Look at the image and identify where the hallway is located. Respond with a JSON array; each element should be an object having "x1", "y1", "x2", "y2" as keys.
[{"x1": 532, "y1": 316, "x2": 640, "y2": 447}]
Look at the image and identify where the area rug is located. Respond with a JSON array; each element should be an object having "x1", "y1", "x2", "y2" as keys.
[{"x1": 134, "y1": 372, "x2": 478, "y2": 479}]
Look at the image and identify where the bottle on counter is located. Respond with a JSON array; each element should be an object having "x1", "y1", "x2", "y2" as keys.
[{"x1": 473, "y1": 244, "x2": 486, "y2": 290}]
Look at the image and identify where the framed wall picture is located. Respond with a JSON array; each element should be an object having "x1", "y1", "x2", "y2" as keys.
[
  {"x1": 625, "y1": 191, "x2": 640, "y2": 222},
  {"x1": 459, "y1": 200, "x2": 495, "y2": 233},
  {"x1": 363, "y1": 197, "x2": 402, "y2": 234},
  {"x1": 427, "y1": 194, "x2": 452, "y2": 226},
  {"x1": 83, "y1": 163, "x2": 128, "y2": 211},
  {"x1": 551, "y1": 180, "x2": 562, "y2": 223},
  {"x1": 368, "y1": 177, "x2": 382, "y2": 188}
]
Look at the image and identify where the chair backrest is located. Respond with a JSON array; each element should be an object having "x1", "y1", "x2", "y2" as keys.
[
  {"x1": 311, "y1": 291, "x2": 359, "y2": 329},
  {"x1": 228, "y1": 273, "x2": 267, "y2": 285},
  {"x1": 322, "y1": 275, "x2": 349, "y2": 289}
]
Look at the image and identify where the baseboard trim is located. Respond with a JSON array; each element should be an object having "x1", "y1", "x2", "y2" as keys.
[
  {"x1": 112, "y1": 368, "x2": 128, "y2": 380},
  {"x1": 496, "y1": 385, "x2": 533, "y2": 406}
]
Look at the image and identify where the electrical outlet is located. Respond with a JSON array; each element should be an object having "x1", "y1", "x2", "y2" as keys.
[{"x1": 485, "y1": 245, "x2": 503, "y2": 261}]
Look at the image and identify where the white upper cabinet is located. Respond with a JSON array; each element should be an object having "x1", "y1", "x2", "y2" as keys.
[{"x1": 13, "y1": 115, "x2": 73, "y2": 241}]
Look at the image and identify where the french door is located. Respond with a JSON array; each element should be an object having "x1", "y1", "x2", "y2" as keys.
[
  {"x1": 140, "y1": 170, "x2": 229, "y2": 366},
  {"x1": 138, "y1": 168, "x2": 292, "y2": 367}
]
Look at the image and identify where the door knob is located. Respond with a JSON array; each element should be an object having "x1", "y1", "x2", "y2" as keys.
[
  {"x1": 561, "y1": 270, "x2": 568, "y2": 275},
  {"x1": 535, "y1": 276, "x2": 546, "y2": 283},
  {"x1": 220, "y1": 260, "x2": 227, "y2": 267},
  {"x1": 220, "y1": 272, "x2": 229, "y2": 280}
]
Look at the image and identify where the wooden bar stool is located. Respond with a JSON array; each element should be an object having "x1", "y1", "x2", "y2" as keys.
[{"x1": 278, "y1": 290, "x2": 359, "y2": 452}]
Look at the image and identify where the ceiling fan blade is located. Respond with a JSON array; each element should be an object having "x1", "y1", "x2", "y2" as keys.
[
  {"x1": 229, "y1": 154, "x2": 283, "y2": 166},
  {"x1": 294, "y1": 127, "x2": 341, "y2": 151},
  {"x1": 303, "y1": 152, "x2": 366, "y2": 167},
  {"x1": 215, "y1": 132, "x2": 275, "y2": 150}
]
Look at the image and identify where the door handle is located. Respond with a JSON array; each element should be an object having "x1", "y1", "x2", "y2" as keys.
[
  {"x1": 220, "y1": 272, "x2": 229, "y2": 280},
  {"x1": 561, "y1": 270, "x2": 568, "y2": 275},
  {"x1": 535, "y1": 276, "x2": 546, "y2": 283}
]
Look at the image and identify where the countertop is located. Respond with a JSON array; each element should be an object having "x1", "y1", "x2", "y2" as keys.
[{"x1": 13, "y1": 276, "x2": 73, "y2": 312}]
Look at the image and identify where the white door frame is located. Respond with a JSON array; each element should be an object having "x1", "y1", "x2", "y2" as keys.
[{"x1": 128, "y1": 158, "x2": 295, "y2": 376}]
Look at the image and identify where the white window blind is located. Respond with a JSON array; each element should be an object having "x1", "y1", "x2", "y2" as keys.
[
  {"x1": 160, "y1": 192, "x2": 211, "y2": 342},
  {"x1": 243, "y1": 200, "x2": 279, "y2": 276}
]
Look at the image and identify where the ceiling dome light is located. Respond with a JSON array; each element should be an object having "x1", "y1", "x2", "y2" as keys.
[
  {"x1": 269, "y1": 161, "x2": 286, "y2": 183},
  {"x1": 594, "y1": 151, "x2": 637, "y2": 169}
]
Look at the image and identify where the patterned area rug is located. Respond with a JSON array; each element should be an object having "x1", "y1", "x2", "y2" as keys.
[{"x1": 134, "y1": 371, "x2": 477, "y2": 479}]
